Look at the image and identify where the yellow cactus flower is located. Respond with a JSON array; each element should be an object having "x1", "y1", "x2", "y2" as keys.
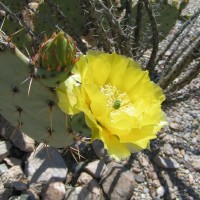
[{"x1": 57, "y1": 51, "x2": 167, "y2": 160}]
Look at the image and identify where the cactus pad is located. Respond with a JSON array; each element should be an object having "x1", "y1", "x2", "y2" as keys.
[{"x1": 0, "y1": 32, "x2": 75, "y2": 148}]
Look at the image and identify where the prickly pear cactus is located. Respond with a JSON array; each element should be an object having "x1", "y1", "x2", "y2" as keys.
[
  {"x1": 0, "y1": 0, "x2": 34, "y2": 52},
  {"x1": 33, "y1": 32, "x2": 78, "y2": 87},
  {"x1": 0, "y1": 0, "x2": 86, "y2": 54},
  {"x1": 130, "y1": 0, "x2": 188, "y2": 41},
  {"x1": 34, "y1": 0, "x2": 86, "y2": 37},
  {"x1": 0, "y1": 31, "x2": 76, "y2": 148}
]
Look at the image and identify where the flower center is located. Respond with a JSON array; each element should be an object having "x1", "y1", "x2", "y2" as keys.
[
  {"x1": 99, "y1": 83, "x2": 134, "y2": 116},
  {"x1": 113, "y1": 100, "x2": 121, "y2": 109}
]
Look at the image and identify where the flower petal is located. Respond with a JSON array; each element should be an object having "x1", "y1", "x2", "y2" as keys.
[
  {"x1": 83, "y1": 51, "x2": 112, "y2": 85},
  {"x1": 57, "y1": 76, "x2": 79, "y2": 115},
  {"x1": 118, "y1": 125, "x2": 156, "y2": 143},
  {"x1": 99, "y1": 128, "x2": 131, "y2": 161}
]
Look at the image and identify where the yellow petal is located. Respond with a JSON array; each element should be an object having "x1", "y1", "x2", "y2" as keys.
[
  {"x1": 83, "y1": 51, "x2": 112, "y2": 85},
  {"x1": 57, "y1": 76, "x2": 79, "y2": 115},
  {"x1": 99, "y1": 128, "x2": 131, "y2": 161},
  {"x1": 84, "y1": 83, "x2": 110, "y2": 122},
  {"x1": 118, "y1": 125, "x2": 156, "y2": 143},
  {"x1": 120, "y1": 66, "x2": 148, "y2": 93},
  {"x1": 108, "y1": 53, "x2": 130, "y2": 86},
  {"x1": 140, "y1": 103, "x2": 166, "y2": 127}
]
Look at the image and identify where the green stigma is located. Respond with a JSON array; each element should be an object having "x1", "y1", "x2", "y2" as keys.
[{"x1": 113, "y1": 100, "x2": 121, "y2": 109}]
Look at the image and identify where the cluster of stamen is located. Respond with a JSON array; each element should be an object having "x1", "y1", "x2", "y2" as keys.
[{"x1": 99, "y1": 83, "x2": 134, "y2": 117}]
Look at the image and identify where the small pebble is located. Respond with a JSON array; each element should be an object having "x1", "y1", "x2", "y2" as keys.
[
  {"x1": 135, "y1": 175, "x2": 145, "y2": 183},
  {"x1": 156, "y1": 186, "x2": 166, "y2": 197}
]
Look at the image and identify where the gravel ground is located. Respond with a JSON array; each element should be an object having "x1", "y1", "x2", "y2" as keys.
[{"x1": 0, "y1": 1, "x2": 199, "y2": 200}]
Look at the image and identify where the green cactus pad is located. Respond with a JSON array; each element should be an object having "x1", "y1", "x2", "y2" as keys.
[
  {"x1": 34, "y1": 0, "x2": 86, "y2": 37},
  {"x1": 0, "y1": 0, "x2": 35, "y2": 53},
  {"x1": 0, "y1": 32, "x2": 75, "y2": 148},
  {"x1": 130, "y1": 0, "x2": 188, "y2": 41},
  {"x1": 0, "y1": 0, "x2": 86, "y2": 55}
]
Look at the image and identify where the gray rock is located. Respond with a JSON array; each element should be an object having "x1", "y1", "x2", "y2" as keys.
[
  {"x1": 92, "y1": 140, "x2": 112, "y2": 163},
  {"x1": 86, "y1": 179, "x2": 101, "y2": 200},
  {"x1": 0, "y1": 179, "x2": 5, "y2": 198},
  {"x1": 0, "y1": 141, "x2": 12, "y2": 162},
  {"x1": 22, "y1": 189, "x2": 40, "y2": 200},
  {"x1": 11, "y1": 133, "x2": 35, "y2": 153},
  {"x1": 25, "y1": 144, "x2": 67, "y2": 183},
  {"x1": 77, "y1": 172, "x2": 101, "y2": 200},
  {"x1": 13, "y1": 181, "x2": 28, "y2": 191},
  {"x1": 28, "y1": 183, "x2": 43, "y2": 198},
  {"x1": 163, "y1": 143, "x2": 174, "y2": 155},
  {"x1": 42, "y1": 182, "x2": 65, "y2": 200},
  {"x1": 143, "y1": 188, "x2": 149, "y2": 194},
  {"x1": 21, "y1": 194, "x2": 34, "y2": 200},
  {"x1": 148, "y1": 172, "x2": 158, "y2": 180},
  {"x1": 153, "y1": 156, "x2": 180, "y2": 169},
  {"x1": 101, "y1": 162, "x2": 135, "y2": 200},
  {"x1": 191, "y1": 159, "x2": 200, "y2": 171},
  {"x1": 72, "y1": 162, "x2": 85, "y2": 175},
  {"x1": 0, "y1": 115, "x2": 35, "y2": 152},
  {"x1": 9, "y1": 194, "x2": 32, "y2": 200},
  {"x1": 134, "y1": 174, "x2": 145, "y2": 183},
  {"x1": 156, "y1": 186, "x2": 166, "y2": 197},
  {"x1": 0, "y1": 187, "x2": 13, "y2": 200},
  {"x1": 165, "y1": 50, "x2": 171, "y2": 56},
  {"x1": 1, "y1": 166, "x2": 24, "y2": 188},
  {"x1": 65, "y1": 186, "x2": 91, "y2": 200},
  {"x1": 8, "y1": 196, "x2": 20, "y2": 200},
  {"x1": 84, "y1": 160, "x2": 107, "y2": 179},
  {"x1": 152, "y1": 179, "x2": 161, "y2": 187},
  {"x1": 77, "y1": 172, "x2": 93, "y2": 186},
  {"x1": 169, "y1": 122, "x2": 181, "y2": 131},
  {"x1": 139, "y1": 156, "x2": 149, "y2": 167},
  {"x1": 0, "y1": 163, "x2": 8, "y2": 175},
  {"x1": 4, "y1": 157, "x2": 22, "y2": 167}
]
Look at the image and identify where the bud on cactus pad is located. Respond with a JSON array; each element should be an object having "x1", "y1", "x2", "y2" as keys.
[{"x1": 33, "y1": 32, "x2": 78, "y2": 87}]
